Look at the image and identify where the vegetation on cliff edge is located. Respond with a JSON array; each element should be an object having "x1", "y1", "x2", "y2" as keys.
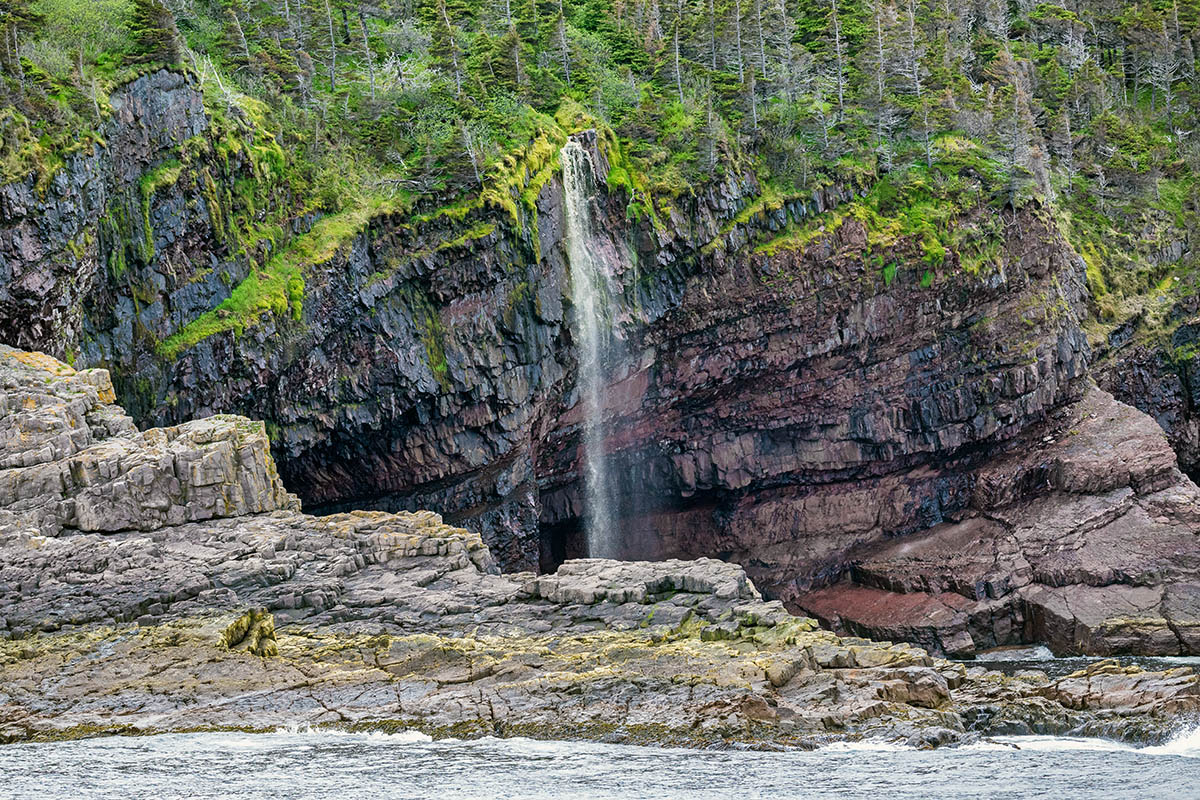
[{"x1": 3, "y1": 0, "x2": 1200, "y2": 348}]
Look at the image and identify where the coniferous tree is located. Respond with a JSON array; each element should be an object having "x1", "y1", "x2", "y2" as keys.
[
  {"x1": 432, "y1": 0, "x2": 464, "y2": 96},
  {"x1": 556, "y1": 0, "x2": 571, "y2": 86},
  {"x1": 0, "y1": 0, "x2": 43, "y2": 86},
  {"x1": 828, "y1": 0, "x2": 845, "y2": 119},
  {"x1": 222, "y1": 4, "x2": 253, "y2": 70},
  {"x1": 130, "y1": 0, "x2": 185, "y2": 65},
  {"x1": 358, "y1": 7, "x2": 376, "y2": 100}
]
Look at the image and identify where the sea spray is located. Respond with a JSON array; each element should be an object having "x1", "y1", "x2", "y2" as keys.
[{"x1": 562, "y1": 138, "x2": 618, "y2": 558}]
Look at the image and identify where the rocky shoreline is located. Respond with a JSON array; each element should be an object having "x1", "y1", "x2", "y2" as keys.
[
  {"x1": 1, "y1": 346, "x2": 1197, "y2": 748},
  {"x1": 6, "y1": 68, "x2": 1200, "y2": 661}
]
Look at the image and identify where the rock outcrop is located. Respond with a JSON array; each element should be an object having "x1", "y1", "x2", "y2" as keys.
[
  {"x1": 0, "y1": 345, "x2": 297, "y2": 541},
  {"x1": 2, "y1": 72, "x2": 1199, "y2": 664},
  {"x1": 0, "y1": 347, "x2": 1197, "y2": 747},
  {"x1": 800, "y1": 388, "x2": 1200, "y2": 656}
]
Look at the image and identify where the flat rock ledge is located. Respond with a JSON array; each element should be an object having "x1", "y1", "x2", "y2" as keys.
[{"x1": 1, "y1": 348, "x2": 1197, "y2": 748}]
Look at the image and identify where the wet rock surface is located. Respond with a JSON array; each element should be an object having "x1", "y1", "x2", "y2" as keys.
[{"x1": 0, "y1": 350, "x2": 1196, "y2": 748}]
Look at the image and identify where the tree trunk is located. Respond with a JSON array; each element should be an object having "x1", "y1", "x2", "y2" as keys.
[
  {"x1": 906, "y1": 0, "x2": 921, "y2": 98},
  {"x1": 873, "y1": 4, "x2": 885, "y2": 104},
  {"x1": 734, "y1": 0, "x2": 744, "y2": 83},
  {"x1": 755, "y1": 0, "x2": 766, "y2": 77},
  {"x1": 558, "y1": 0, "x2": 571, "y2": 85},
  {"x1": 749, "y1": 69, "x2": 758, "y2": 132},
  {"x1": 708, "y1": 0, "x2": 717, "y2": 69},
  {"x1": 442, "y1": 2, "x2": 464, "y2": 97},
  {"x1": 673, "y1": 13, "x2": 683, "y2": 102},
  {"x1": 231, "y1": 9, "x2": 252, "y2": 67},
  {"x1": 325, "y1": 0, "x2": 338, "y2": 90},
  {"x1": 832, "y1": 0, "x2": 845, "y2": 119},
  {"x1": 358, "y1": 9, "x2": 375, "y2": 100},
  {"x1": 461, "y1": 122, "x2": 482, "y2": 186}
]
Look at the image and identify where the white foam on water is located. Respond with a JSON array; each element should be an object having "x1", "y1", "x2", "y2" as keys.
[
  {"x1": 267, "y1": 724, "x2": 433, "y2": 744},
  {"x1": 977, "y1": 725, "x2": 1200, "y2": 758},
  {"x1": 1152, "y1": 656, "x2": 1200, "y2": 666},
  {"x1": 1141, "y1": 724, "x2": 1200, "y2": 757},
  {"x1": 973, "y1": 644, "x2": 1057, "y2": 662},
  {"x1": 819, "y1": 740, "x2": 914, "y2": 752},
  {"x1": 357, "y1": 730, "x2": 434, "y2": 744},
  {"x1": 983, "y1": 736, "x2": 1135, "y2": 753}
]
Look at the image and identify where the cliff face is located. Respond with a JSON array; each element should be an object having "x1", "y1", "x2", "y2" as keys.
[
  {"x1": 1092, "y1": 294, "x2": 1200, "y2": 480},
  {"x1": 544, "y1": 204, "x2": 1090, "y2": 572},
  {"x1": 2, "y1": 71, "x2": 226, "y2": 358},
  {"x1": 2, "y1": 345, "x2": 1197, "y2": 746},
  {"x1": 2, "y1": 73, "x2": 1198, "y2": 657}
]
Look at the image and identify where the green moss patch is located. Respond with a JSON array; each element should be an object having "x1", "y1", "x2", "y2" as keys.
[{"x1": 157, "y1": 196, "x2": 398, "y2": 359}]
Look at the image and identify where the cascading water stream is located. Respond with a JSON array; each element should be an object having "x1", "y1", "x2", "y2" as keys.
[{"x1": 562, "y1": 138, "x2": 617, "y2": 558}]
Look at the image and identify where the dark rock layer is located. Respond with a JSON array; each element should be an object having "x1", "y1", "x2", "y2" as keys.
[
  {"x1": 1093, "y1": 293, "x2": 1200, "y2": 479},
  {"x1": 2, "y1": 73, "x2": 1199, "y2": 658},
  {"x1": 1, "y1": 349, "x2": 1196, "y2": 747}
]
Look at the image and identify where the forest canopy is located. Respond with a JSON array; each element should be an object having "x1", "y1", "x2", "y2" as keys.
[{"x1": 2, "y1": 0, "x2": 1199, "y2": 318}]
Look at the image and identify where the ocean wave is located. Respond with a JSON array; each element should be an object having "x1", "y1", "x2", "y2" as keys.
[
  {"x1": 818, "y1": 723, "x2": 1200, "y2": 757},
  {"x1": 975, "y1": 724, "x2": 1200, "y2": 757},
  {"x1": 268, "y1": 724, "x2": 434, "y2": 744},
  {"x1": 1141, "y1": 724, "x2": 1200, "y2": 757}
]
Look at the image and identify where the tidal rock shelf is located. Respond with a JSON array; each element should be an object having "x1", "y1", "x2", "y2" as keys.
[{"x1": 1, "y1": 347, "x2": 1197, "y2": 747}]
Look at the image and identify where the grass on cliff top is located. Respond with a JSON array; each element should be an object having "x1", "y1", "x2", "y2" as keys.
[
  {"x1": 1057, "y1": 172, "x2": 1200, "y2": 327},
  {"x1": 156, "y1": 195, "x2": 400, "y2": 359},
  {"x1": 751, "y1": 138, "x2": 1003, "y2": 277}
]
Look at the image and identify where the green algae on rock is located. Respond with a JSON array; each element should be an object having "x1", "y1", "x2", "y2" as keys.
[{"x1": 0, "y1": 347, "x2": 1197, "y2": 748}]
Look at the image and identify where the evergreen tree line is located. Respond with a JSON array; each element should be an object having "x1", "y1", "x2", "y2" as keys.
[{"x1": 3, "y1": 0, "x2": 1200, "y2": 219}]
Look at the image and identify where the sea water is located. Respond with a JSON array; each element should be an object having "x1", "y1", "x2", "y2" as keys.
[{"x1": 7, "y1": 724, "x2": 1199, "y2": 800}]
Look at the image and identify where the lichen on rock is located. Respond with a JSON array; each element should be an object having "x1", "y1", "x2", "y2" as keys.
[{"x1": 0, "y1": 349, "x2": 1195, "y2": 748}]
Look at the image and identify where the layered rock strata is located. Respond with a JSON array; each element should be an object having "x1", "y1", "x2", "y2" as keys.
[
  {"x1": 0, "y1": 348, "x2": 1197, "y2": 747},
  {"x1": 2, "y1": 71, "x2": 1199, "y2": 662},
  {"x1": 800, "y1": 388, "x2": 1200, "y2": 656},
  {"x1": 0, "y1": 345, "x2": 297, "y2": 540}
]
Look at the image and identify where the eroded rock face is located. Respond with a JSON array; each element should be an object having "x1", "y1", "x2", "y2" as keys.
[
  {"x1": 1093, "y1": 295, "x2": 1200, "y2": 478},
  {"x1": 798, "y1": 388, "x2": 1200, "y2": 657},
  {"x1": 0, "y1": 70, "x2": 209, "y2": 356},
  {"x1": 1, "y1": 348, "x2": 1195, "y2": 747},
  {"x1": 0, "y1": 345, "x2": 298, "y2": 539}
]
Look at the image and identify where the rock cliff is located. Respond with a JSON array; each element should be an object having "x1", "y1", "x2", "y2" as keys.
[
  {"x1": 1093, "y1": 293, "x2": 1200, "y2": 480},
  {"x1": 2, "y1": 71, "x2": 1199, "y2": 659},
  {"x1": 1, "y1": 347, "x2": 1196, "y2": 746}
]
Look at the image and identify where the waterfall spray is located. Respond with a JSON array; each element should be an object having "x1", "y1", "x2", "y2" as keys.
[{"x1": 562, "y1": 138, "x2": 618, "y2": 558}]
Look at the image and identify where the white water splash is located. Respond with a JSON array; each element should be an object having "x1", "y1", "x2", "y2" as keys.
[
  {"x1": 974, "y1": 644, "x2": 1057, "y2": 662},
  {"x1": 270, "y1": 724, "x2": 434, "y2": 744},
  {"x1": 820, "y1": 740, "x2": 914, "y2": 752},
  {"x1": 562, "y1": 139, "x2": 617, "y2": 558},
  {"x1": 1143, "y1": 724, "x2": 1200, "y2": 757},
  {"x1": 961, "y1": 724, "x2": 1200, "y2": 758}
]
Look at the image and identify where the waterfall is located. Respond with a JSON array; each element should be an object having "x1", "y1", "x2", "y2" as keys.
[{"x1": 562, "y1": 138, "x2": 618, "y2": 559}]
